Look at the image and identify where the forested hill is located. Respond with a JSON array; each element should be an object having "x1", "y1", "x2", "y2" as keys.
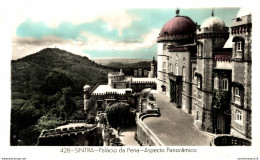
[
  {"x1": 12, "y1": 48, "x2": 116, "y2": 95},
  {"x1": 11, "y1": 48, "x2": 116, "y2": 145}
]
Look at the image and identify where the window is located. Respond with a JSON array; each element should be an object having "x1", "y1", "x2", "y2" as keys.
[
  {"x1": 196, "y1": 111, "x2": 200, "y2": 120},
  {"x1": 222, "y1": 78, "x2": 228, "y2": 91},
  {"x1": 182, "y1": 66, "x2": 186, "y2": 81},
  {"x1": 163, "y1": 44, "x2": 167, "y2": 51},
  {"x1": 235, "y1": 109, "x2": 243, "y2": 125},
  {"x1": 197, "y1": 77, "x2": 202, "y2": 89},
  {"x1": 214, "y1": 77, "x2": 219, "y2": 89},
  {"x1": 193, "y1": 68, "x2": 197, "y2": 79},
  {"x1": 237, "y1": 41, "x2": 242, "y2": 51},
  {"x1": 233, "y1": 37, "x2": 244, "y2": 59},
  {"x1": 235, "y1": 87, "x2": 241, "y2": 105},
  {"x1": 163, "y1": 62, "x2": 166, "y2": 68},
  {"x1": 169, "y1": 63, "x2": 172, "y2": 72},
  {"x1": 176, "y1": 64, "x2": 179, "y2": 75},
  {"x1": 198, "y1": 44, "x2": 203, "y2": 57},
  {"x1": 235, "y1": 87, "x2": 240, "y2": 96}
]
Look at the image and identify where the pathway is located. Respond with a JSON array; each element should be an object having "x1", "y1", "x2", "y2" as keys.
[
  {"x1": 119, "y1": 126, "x2": 139, "y2": 146},
  {"x1": 143, "y1": 92, "x2": 213, "y2": 146}
]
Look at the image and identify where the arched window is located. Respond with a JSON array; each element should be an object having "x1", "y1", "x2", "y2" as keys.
[
  {"x1": 197, "y1": 76, "x2": 202, "y2": 89},
  {"x1": 237, "y1": 41, "x2": 242, "y2": 51},
  {"x1": 182, "y1": 66, "x2": 186, "y2": 81},
  {"x1": 169, "y1": 63, "x2": 172, "y2": 73},
  {"x1": 163, "y1": 62, "x2": 166, "y2": 68},
  {"x1": 222, "y1": 78, "x2": 228, "y2": 91},
  {"x1": 235, "y1": 87, "x2": 240, "y2": 104},
  {"x1": 196, "y1": 111, "x2": 200, "y2": 120},
  {"x1": 197, "y1": 43, "x2": 203, "y2": 57},
  {"x1": 183, "y1": 57, "x2": 186, "y2": 65},
  {"x1": 163, "y1": 44, "x2": 167, "y2": 52},
  {"x1": 161, "y1": 85, "x2": 166, "y2": 92},
  {"x1": 214, "y1": 77, "x2": 219, "y2": 89},
  {"x1": 193, "y1": 68, "x2": 197, "y2": 79},
  {"x1": 231, "y1": 82, "x2": 244, "y2": 106},
  {"x1": 195, "y1": 73, "x2": 202, "y2": 89},
  {"x1": 233, "y1": 36, "x2": 245, "y2": 59}
]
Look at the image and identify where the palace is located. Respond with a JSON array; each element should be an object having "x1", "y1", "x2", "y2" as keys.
[
  {"x1": 38, "y1": 8, "x2": 252, "y2": 146},
  {"x1": 156, "y1": 8, "x2": 251, "y2": 139}
]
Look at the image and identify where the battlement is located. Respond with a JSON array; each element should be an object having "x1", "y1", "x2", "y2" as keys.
[
  {"x1": 231, "y1": 14, "x2": 251, "y2": 27},
  {"x1": 39, "y1": 124, "x2": 97, "y2": 138}
]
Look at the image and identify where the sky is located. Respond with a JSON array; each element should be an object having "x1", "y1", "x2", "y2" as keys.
[{"x1": 11, "y1": 2, "x2": 241, "y2": 60}]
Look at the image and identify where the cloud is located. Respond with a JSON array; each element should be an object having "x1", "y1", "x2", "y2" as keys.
[
  {"x1": 13, "y1": 1, "x2": 138, "y2": 38},
  {"x1": 12, "y1": 7, "x2": 240, "y2": 60},
  {"x1": 12, "y1": 35, "x2": 89, "y2": 59},
  {"x1": 12, "y1": 27, "x2": 160, "y2": 60},
  {"x1": 81, "y1": 28, "x2": 159, "y2": 51}
]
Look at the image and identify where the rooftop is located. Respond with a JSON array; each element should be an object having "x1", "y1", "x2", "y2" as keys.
[{"x1": 92, "y1": 85, "x2": 132, "y2": 94}]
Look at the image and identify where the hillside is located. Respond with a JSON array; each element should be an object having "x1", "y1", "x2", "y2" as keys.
[
  {"x1": 11, "y1": 48, "x2": 116, "y2": 145},
  {"x1": 94, "y1": 58, "x2": 151, "y2": 65}
]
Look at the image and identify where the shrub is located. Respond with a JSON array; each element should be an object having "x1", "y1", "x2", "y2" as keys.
[{"x1": 105, "y1": 102, "x2": 130, "y2": 128}]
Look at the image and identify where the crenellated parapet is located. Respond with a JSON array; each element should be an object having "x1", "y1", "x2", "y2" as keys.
[{"x1": 38, "y1": 124, "x2": 97, "y2": 138}]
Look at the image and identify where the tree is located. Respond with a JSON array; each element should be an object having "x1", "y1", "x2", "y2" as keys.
[
  {"x1": 61, "y1": 87, "x2": 76, "y2": 118},
  {"x1": 105, "y1": 102, "x2": 130, "y2": 128}
]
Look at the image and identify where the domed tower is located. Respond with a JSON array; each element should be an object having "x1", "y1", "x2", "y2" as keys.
[
  {"x1": 156, "y1": 9, "x2": 197, "y2": 111},
  {"x1": 194, "y1": 12, "x2": 229, "y2": 133}
]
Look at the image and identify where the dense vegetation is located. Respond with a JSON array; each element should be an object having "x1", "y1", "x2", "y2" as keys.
[
  {"x1": 106, "y1": 61, "x2": 154, "y2": 76},
  {"x1": 105, "y1": 102, "x2": 136, "y2": 128},
  {"x1": 11, "y1": 48, "x2": 116, "y2": 145}
]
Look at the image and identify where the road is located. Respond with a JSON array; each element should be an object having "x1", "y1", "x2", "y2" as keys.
[{"x1": 143, "y1": 93, "x2": 213, "y2": 146}]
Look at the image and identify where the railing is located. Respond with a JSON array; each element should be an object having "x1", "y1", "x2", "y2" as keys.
[
  {"x1": 136, "y1": 111, "x2": 163, "y2": 146},
  {"x1": 210, "y1": 134, "x2": 251, "y2": 146}
]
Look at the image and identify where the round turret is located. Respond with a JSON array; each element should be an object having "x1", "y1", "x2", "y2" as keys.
[
  {"x1": 83, "y1": 85, "x2": 91, "y2": 92},
  {"x1": 197, "y1": 16, "x2": 229, "y2": 36},
  {"x1": 201, "y1": 17, "x2": 226, "y2": 29}
]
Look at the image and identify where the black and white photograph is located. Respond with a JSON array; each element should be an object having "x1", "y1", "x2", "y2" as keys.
[{"x1": 0, "y1": 0, "x2": 259, "y2": 159}]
